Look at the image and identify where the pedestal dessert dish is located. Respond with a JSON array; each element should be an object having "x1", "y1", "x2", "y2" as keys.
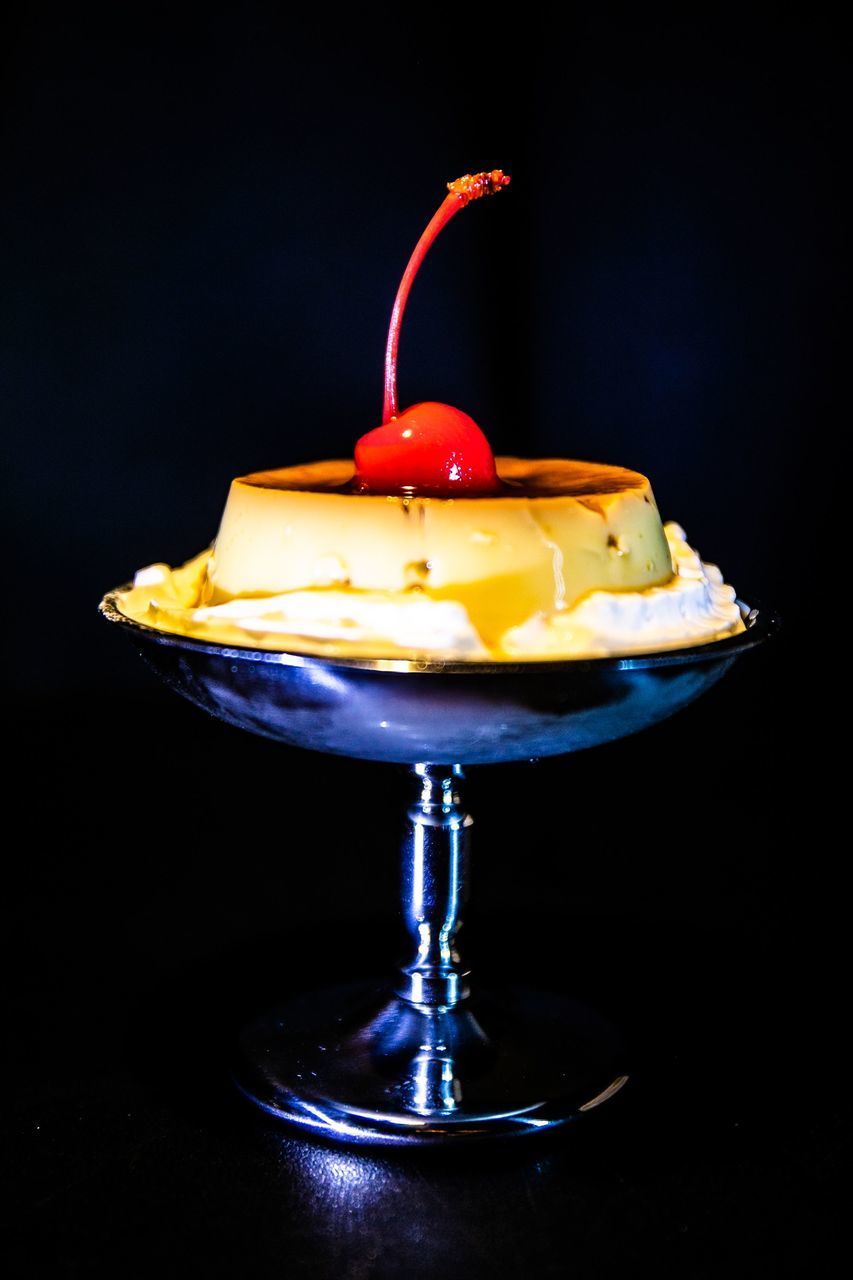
[
  {"x1": 99, "y1": 595, "x2": 776, "y2": 1142},
  {"x1": 101, "y1": 167, "x2": 778, "y2": 1141}
]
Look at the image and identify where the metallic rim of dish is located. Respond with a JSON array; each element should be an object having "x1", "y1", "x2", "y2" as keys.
[{"x1": 99, "y1": 585, "x2": 780, "y2": 675}]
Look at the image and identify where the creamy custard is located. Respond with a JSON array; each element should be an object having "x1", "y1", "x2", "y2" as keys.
[
  {"x1": 207, "y1": 457, "x2": 673, "y2": 647},
  {"x1": 112, "y1": 457, "x2": 743, "y2": 660}
]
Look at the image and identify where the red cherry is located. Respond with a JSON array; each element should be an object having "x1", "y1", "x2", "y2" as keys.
[
  {"x1": 355, "y1": 401, "x2": 500, "y2": 494},
  {"x1": 353, "y1": 170, "x2": 509, "y2": 497}
]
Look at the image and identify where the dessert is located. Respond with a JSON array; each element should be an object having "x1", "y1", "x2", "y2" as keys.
[{"x1": 112, "y1": 171, "x2": 744, "y2": 661}]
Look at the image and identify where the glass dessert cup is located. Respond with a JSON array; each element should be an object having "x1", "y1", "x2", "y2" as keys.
[{"x1": 101, "y1": 591, "x2": 777, "y2": 1144}]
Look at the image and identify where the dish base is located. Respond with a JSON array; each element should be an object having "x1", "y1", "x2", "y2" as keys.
[{"x1": 235, "y1": 980, "x2": 628, "y2": 1145}]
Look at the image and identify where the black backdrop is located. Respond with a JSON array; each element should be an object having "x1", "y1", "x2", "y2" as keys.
[{"x1": 2, "y1": 9, "x2": 845, "y2": 1277}]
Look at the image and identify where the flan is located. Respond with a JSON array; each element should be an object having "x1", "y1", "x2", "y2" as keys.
[
  {"x1": 111, "y1": 455, "x2": 744, "y2": 660},
  {"x1": 208, "y1": 458, "x2": 670, "y2": 644}
]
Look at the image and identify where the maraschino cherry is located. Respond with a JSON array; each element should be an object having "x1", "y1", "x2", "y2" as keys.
[{"x1": 355, "y1": 170, "x2": 510, "y2": 495}]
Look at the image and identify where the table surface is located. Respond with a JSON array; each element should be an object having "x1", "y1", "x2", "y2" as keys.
[{"x1": 3, "y1": 632, "x2": 846, "y2": 1277}]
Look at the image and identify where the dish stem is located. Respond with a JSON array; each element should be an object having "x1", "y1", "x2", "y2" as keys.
[{"x1": 396, "y1": 764, "x2": 472, "y2": 1007}]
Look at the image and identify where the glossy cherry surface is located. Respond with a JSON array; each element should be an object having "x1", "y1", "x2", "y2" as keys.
[{"x1": 354, "y1": 401, "x2": 499, "y2": 494}]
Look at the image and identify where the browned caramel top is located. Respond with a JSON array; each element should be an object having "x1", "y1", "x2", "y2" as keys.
[{"x1": 239, "y1": 457, "x2": 649, "y2": 500}]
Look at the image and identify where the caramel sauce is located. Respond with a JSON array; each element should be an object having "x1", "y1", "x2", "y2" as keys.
[{"x1": 241, "y1": 458, "x2": 647, "y2": 500}]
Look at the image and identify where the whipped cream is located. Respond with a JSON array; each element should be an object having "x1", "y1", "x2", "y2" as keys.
[
  {"x1": 502, "y1": 523, "x2": 743, "y2": 656},
  {"x1": 190, "y1": 591, "x2": 486, "y2": 656},
  {"x1": 115, "y1": 552, "x2": 486, "y2": 658},
  {"x1": 113, "y1": 522, "x2": 742, "y2": 659}
]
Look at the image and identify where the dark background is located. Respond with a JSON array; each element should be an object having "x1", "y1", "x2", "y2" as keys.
[{"x1": 2, "y1": 8, "x2": 845, "y2": 1277}]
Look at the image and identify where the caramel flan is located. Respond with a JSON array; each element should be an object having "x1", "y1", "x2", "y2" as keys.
[
  {"x1": 107, "y1": 170, "x2": 744, "y2": 660},
  {"x1": 112, "y1": 456, "x2": 743, "y2": 660}
]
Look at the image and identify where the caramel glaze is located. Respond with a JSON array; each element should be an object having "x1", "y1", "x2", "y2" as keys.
[
  {"x1": 241, "y1": 457, "x2": 649, "y2": 502},
  {"x1": 206, "y1": 453, "x2": 674, "y2": 645}
]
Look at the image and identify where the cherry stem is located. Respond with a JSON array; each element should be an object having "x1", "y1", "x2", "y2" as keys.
[{"x1": 382, "y1": 171, "x2": 511, "y2": 424}]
